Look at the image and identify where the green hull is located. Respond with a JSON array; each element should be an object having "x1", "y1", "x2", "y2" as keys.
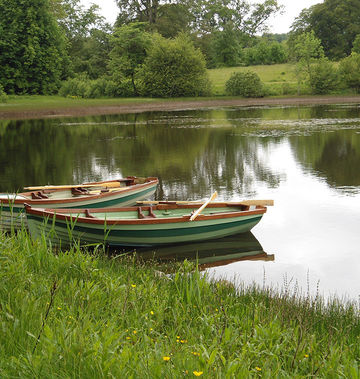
[
  {"x1": 26, "y1": 205, "x2": 266, "y2": 247},
  {"x1": 0, "y1": 181, "x2": 157, "y2": 232}
]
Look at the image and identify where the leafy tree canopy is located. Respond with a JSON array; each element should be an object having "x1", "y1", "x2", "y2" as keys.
[
  {"x1": 115, "y1": 0, "x2": 282, "y2": 36},
  {"x1": 290, "y1": 0, "x2": 360, "y2": 59},
  {"x1": 0, "y1": 0, "x2": 68, "y2": 94},
  {"x1": 139, "y1": 33, "x2": 211, "y2": 97}
]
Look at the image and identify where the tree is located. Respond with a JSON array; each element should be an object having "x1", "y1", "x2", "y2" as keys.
[
  {"x1": 109, "y1": 23, "x2": 152, "y2": 95},
  {"x1": 290, "y1": 0, "x2": 360, "y2": 59},
  {"x1": 309, "y1": 59, "x2": 339, "y2": 94},
  {"x1": 53, "y1": 0, "x2": 111, "y2": 78},
  {"x1": 339, "y1": 53, "x2": 360, "y2": 93},
  {"x1": 352, "y1": 34, "x2": 360, "y2": 54},
  {"x1": 0, "y1": 0, "x2": 68, "y2": 94},
  {"x1": 139, "y1": 34, "x2": 211, "y2": 97},
  {"x1": 115, "y1": 0, "x2": 282, "y2": 36},
  {"x1": 290, "y1": 31, "x2": 324, "y2": 93}
]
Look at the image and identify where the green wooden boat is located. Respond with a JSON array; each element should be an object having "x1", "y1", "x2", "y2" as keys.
[
  {"x1": 25, "y1": 201, "x2": 268, "y2": 247},
  {"x1": 0, "y1": 177, "x2": 158, "y2": 231}
]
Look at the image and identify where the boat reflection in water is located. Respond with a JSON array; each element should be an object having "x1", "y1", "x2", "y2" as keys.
[{"x1": 113, "y1": 232, "x2": 274, "y2": 270}]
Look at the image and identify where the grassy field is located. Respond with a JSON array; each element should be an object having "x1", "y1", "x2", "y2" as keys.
[
  {"x1": 1, "y1": 230, "x2": 359, "y2": 377},
  {"x1": 208, "y1": 63, "x2": 298, "y2": 95}
]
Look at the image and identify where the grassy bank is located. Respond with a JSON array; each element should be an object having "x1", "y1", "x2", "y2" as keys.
[{"x1": 1, "y1": 230, "x2": 359, "y2": 377}]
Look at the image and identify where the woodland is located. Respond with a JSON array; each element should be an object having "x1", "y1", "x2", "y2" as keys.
[{"x1": 1, "y1": 0, "x2": 360, "y2": 98}]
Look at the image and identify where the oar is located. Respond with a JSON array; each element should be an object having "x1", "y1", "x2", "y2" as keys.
[
  {"x1": 24, "y1": 181, "x2": 123, "y2": 191},
  {"x1": 137, "y1": 199, "x2": 274, "y2": 206},
  {"x1": 189, "y1": 191, "x2": 218, "y2": 221}
]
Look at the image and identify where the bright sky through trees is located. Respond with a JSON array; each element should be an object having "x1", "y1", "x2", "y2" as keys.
[{"x1": 80, "y1": 0, "x2": 323, "y2": 33}]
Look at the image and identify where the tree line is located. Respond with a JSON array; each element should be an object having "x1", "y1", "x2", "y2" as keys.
[{"x1": 1, "y1": 0, "x2": 360, "y2": 98}]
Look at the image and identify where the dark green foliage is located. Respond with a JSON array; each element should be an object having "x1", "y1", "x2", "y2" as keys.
[
  {"x1": 55, "y1": 0, "x2": 111, "y2": 79},
  {"x1": 290, "y1": 0, "x2": 360, "y2": 59},
  {"x1": 243, "y1": 40, "x2": 287, "y2": 66},
  {"x1": 155, "y1": 4, "x2": 193, "y2": 38},
  {"x1": 109, "y1": 23, "x2": 152, "y2": 95},
  {"x1": 225, "y1": 71, "x2": 264, "y2": 97},
  {"x1": 209, "y1": 27, "x2": 244, "y2": 67},
  {"x1": 352, "y1": 34, "x2": 360, "y2": 54},
  {"x1": 0, "y1": 0, "x2": 68, "y2": 94},
  {"x1": 309, "y1": 59, "x2": 339, "y2": 94},
  {"x1": 58, "y1": 76, "x2": 133, "y2": 98},
  {"x1": 139, "y1": 34, "x2": 212, "y2": 97},
  {"x1": 339, "y1": 53, "x2": 360, "y2": 93},
  {"x1": 0, "y1": 84, "x2": 8, "y2": 103}
]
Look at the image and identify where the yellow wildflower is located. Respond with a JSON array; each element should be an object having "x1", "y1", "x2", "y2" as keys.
[
  {"x1": 131, "y1": 284, "x2": 136, "y2": 288},
  {"x1": 193, "y1": 371, "x2": 203, "y2": 376},
  {"x1": 304, "y1": 354, "x2": 309, "y2": 358},
  {"x1": 192, "y1": 352, "x2": 200, "y2": 356},
  {"x1": 57, "y1": 307, "x2": 61, "y2": 310},
  {"x1": 255, "y1": 367, "x2": 262, "y2": 371},
  {"x1": 181, "y1": 339, "x2": 187, "y2": 344},
  {"x1": 133, "y1": 330, "x2": 137, "y2": 334},
  {"x1": 150, "y1": 311, "x2": 154, "y2": 315},
  {"x1": 163, "y1": 356, "x2": 171, "y2": 361}
]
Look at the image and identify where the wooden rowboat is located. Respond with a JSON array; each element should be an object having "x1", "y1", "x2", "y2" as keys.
[
  {"x1": 25, "y1": 201, "x2": 269, "y2": 247},
  {"x1": 0, "y1": 177, "x2": 158, "y2": 231}
]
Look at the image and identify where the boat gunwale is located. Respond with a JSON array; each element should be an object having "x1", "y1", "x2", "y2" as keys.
[
  {"x1": 0, "y1": 178, "x2": 159, "y2": 206},
  {"x1": 25, "y1": 203, "x2": 267, "y2": 225}
]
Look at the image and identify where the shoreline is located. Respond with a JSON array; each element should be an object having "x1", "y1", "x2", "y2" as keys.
[{"x1": 1, "y1": 95, "x2": 360, "y2": 120}]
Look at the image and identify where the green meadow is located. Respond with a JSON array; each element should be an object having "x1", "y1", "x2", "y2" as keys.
[
  {"x1": 1, "y1": 230, "x2": 359, "y2": 377},
  {"x1": 208, "y1": 63, "x2": 298, "y2": 95},
  {"x1": 0, "y1": 63, "x2": 313, "y2": 115}
]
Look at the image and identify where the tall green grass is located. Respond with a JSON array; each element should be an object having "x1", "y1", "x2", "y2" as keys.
[{"x1": 0, "y1": 230, "x2": 359, "y2": 377}]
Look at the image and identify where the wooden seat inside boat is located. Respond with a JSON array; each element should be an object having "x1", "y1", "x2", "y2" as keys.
[
  {"x1": 31, "y1": 191, "x2": 49, "y2": 199},
  {"x1": 71, "y1": 187, "x2": 89, "y2": 196},
  {"x1": 84, "y1": 209, "x2": 96, "y2": 218},
  {"x1": 137, "y1": 206, "x2": 157, "y2": 219}
]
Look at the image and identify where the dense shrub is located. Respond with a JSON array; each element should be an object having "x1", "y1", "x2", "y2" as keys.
[
  {"x1": 0, "y1": 84, "x2": 8, "y2": 103},
  {"x1": 339, "y1": 53, "x2": 360, "y2": 93},
  {"x1": 242, "y1": 41, "x2": 287, "y2": 66},
  {"x1": 58, "y1": 76, "x2": 134, "y2": 98},
  {"x1": 139, "y1": 34, "x2": 212, "y2": 97},
  {"x1": 309, "y1": 59, "x2": 339, "y2": 94},
  {"x1": 225, "y1": 71, "x2": 264, "y2": 97}
]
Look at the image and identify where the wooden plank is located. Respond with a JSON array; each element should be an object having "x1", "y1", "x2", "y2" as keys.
[{"x1": 189, "y1": 191, "x2": 218, "y2": 221}]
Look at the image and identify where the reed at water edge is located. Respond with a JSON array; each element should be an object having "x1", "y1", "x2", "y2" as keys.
[{"x1": 0, "y1": 229, "x2": 359, "y2": 378}]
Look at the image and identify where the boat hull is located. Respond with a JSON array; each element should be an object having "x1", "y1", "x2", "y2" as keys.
[
  {"x1": 0, "y1": 178, "x2": 158, "y2": 231},
  {"x1": 25, "y1": 204, "x2": 267, "y2": 247}
]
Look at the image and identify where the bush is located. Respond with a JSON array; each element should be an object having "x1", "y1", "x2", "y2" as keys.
[
  {"x1": 225, "y1": 71, "x2": 264, "y2": 97},
  {"x1": 0, "y1": 84, "x2": 8, "y2": 103},
  {"x1": 58, "y1": 76, "x2": 134, "y2": 98},
  {"x1": 309, "y1": 59, "x2": 339, "y2": 94},
  {"x1": 139, "y1": 34, "x2": 212, "y2": 97},
  {"x1": 339, "y1": 53, "x2": 360, "y2": 93}
]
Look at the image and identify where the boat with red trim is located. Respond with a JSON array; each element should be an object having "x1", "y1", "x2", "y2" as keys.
[
  {"x1": 25, "y1": 200, "x2": 270, "y2": 247},
  {"x1": 0, "y1": 177, "x2": 158, "y2": 231}
]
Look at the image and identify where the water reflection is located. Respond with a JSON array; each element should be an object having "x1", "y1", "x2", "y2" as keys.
[
  {"x1": 1, "y1": 104, "x2": 360, "y2": 299},
  {"x1": 113, "y1": 232, "x2": 274, "y2": 271}
]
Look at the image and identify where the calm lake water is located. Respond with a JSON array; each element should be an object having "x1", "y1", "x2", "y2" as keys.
[{"x1": 1, "y1": 104, "x2": 360, "y2": 301}]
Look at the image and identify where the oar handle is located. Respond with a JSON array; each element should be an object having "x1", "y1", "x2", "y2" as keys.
[{"x1": 189, "y1": 191, "x2": 218, "y2": 221}]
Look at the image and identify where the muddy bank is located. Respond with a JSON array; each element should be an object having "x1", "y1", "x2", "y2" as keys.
[{"x1": 1, "y1": 95, "x2": 360, "y2": 120}]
